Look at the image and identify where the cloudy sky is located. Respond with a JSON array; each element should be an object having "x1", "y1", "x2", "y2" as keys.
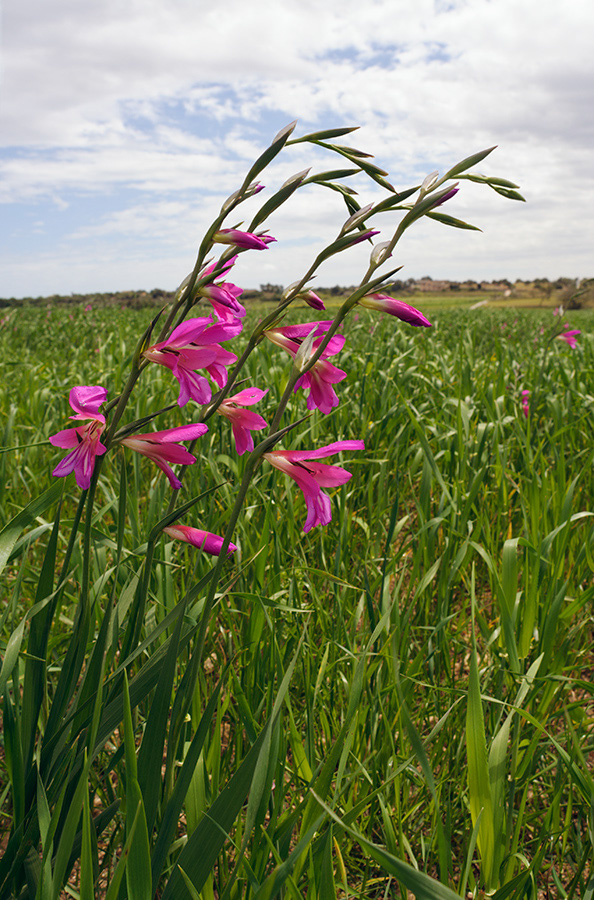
[{"x1": 1, "y1": 0, "x2": 592, "y2": 298}]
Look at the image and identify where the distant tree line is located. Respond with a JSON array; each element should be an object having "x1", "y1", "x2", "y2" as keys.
[{"x1": 1, "y1": 278, "x2": 592, "y2": 309}]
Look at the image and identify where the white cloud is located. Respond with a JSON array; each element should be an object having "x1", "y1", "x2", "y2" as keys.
[{"x1": 1, "y1": 0, "x2": 593, "y2": 295}]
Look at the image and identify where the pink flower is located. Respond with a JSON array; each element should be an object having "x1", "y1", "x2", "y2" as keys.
[
  {"x1": 120, "y1": 423, "x2": 208, "y2": 489},
  {"x1": 265, "y1": 321, "x2": 347, "y2": 415},
  {"x1": 199, "y1": 281, "x2": 246, "y2": 322},
  {"x1": 557, "y1": 330, "x2": 580, "y2": 348},
  {"x1": 264, "y1": 439, "x2": 365, "y2": 533},
  {"x1": 521, "y1": 390, "x2": 530, "y2": 418},
  {"x1": 217, "y1": 387, "x2": 268, "y2": 455},
  {"x1": 213, "y1": 228, "x2": 276, "y2": 251},
  {"x1": 197, "y1": 256, "x2": 246, "y2": 322},
  {"x1": 163, "y1": 524, "x2": 237, "y2": 556},
  {"x1": 358, "y1": 294, "x2": 431, "y2": 327},
  {"x1": 144, "y1": 317, "x2": 241, "y2": 406},
  {"x1": 49, "y1": 385, "x2": 108, "y2": 489}
]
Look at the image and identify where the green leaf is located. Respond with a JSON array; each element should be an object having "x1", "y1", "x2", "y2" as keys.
[
  {"x1": 122, "y1": 672, "x2": 152, "y2": 900},
  {"x1": 79, "y1": 789, "x2": 95, "y2": 900},
  {"x1": 0, "y1": 481, "x2": 63, "y2": 577},
  {"x1": 312, "y1": 792, "x2": 462, "y2": 900},
  {"x1": 150, "y1": 670, "x2": 227, "y2": 890},
  {"x1": 21, "y1": 501, "x2": 62, "y2": 772},
  {"x1": 136, "y1": 591, "x2": 188, "y2": 833},
  {"x1": 466, "y1": 608, "x2": 496, "y2": 890},
  {"x1": 160, "y1": 636, "x2": 303, "y2": 900}
]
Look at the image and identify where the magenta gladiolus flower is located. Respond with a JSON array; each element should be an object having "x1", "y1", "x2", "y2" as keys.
[
  {"x1": 521, "y1": 389, "x2": 530, "y2": 418},
  {"x1": 67, "y1": 385, "x2": 108, "y2": 423},
  {"x1": 199, "y1": 281, "x2": 246, "y2": 322},
  {"x1": 218, "y1": 387, "x2": 268, "y2": 455},
  {"x1": 265, "y1": 321, "x2": 347, "y2": 414},
  {"x1": 213, "y1": 228, "x2": 276, "y2": 251},
  {"x1": 49, "y1": 385, "x2": 108, "y2": 489},
  {"x1": 163, "y1": 524, "x2": 237, "y2": 556},
  {"x1": 120, "y1": 423, "x2": 208, "y2": 489},
  {"x1": 430, "y1": 185, "x2": 459, "y2": 208},
  {"x1": 197, "y1": 256, "x2": 246, "y2": 322},
  {"x1": 557, "y1": 329, "x2": 580, "y2": 348},
  {"x1": 264, "y1": 439, "x2": 365, "y2": 533},
  {"x1": 144, "y1": 317, "x2": 241, "y2": 406},
  {"x1": 358, "y1": 294, "x2": 431, "y2": 327}
]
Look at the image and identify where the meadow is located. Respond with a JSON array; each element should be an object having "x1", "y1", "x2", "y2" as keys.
[{"x1": 1, "y1": 300, "x2": 593, "y2": 899}]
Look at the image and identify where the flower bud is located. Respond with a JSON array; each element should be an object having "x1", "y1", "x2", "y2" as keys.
[
  {"x1": 281, "y1": 168, "x2": 311, "y2": 189},
  {"x1": 282, "y1": 281, "x2": 302, "y2": 300},
  {"x1": 340, "y1": 203, "x2": 374, "y2": 236},
  {"x1": 301, "y1": 290, "x2": 325, "y2": 311},
  {"x1": 272, "y1": 120, "x2": 297, "y2": 144},
  {"x1": 370, "y1": 241, "x2": 392, "y2": 266},
  {"x1": 421, "y1": 170, "x2": 440, "y2": 193},
  {"x1": 221, "y1": 181, "x2": 264, "y2": 213}
]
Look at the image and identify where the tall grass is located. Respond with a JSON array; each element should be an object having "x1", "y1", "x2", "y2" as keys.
[{"x1": 1, "y1": 302, "x2": 593, "y2": 898}]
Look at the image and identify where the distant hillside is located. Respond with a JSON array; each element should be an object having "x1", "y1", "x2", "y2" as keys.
[{"x1": 1, "y1": 277, "x2": 591, "y2": 309}]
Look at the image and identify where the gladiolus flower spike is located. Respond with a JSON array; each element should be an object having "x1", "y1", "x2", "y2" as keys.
[
  {"x1": 120, "y1": 424, "x2": 208, "y2": 489},
  {"x1": 163, "y1": 524, "x2": 237, "y2": 556},
  {"x1": 264, "y1": 440, "x2": 365, "y2": 533},
  {"x1": 50, "y1": 385, "x2": 108, "y2": 490}
]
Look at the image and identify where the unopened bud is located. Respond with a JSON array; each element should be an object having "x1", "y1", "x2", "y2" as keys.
[
  {"x1": 272, "y1": 120, "x2": 298, "y2": 144},
  {"x1": 301, "y1": 290, "x2": 325, "y2": 311},
  {"x1": 221, "y1": 181, "x2": 264, "y2": 212},
  {"x1": 340, "y1": 203, "x2": 374, "y2": 235},
  {"x1": 421, "y1": 171, "x2": 440, "y2": 193},
  {"x1": 281, "y1": 168, "x2": 311, "y2": 190},
  {"x1": 370, "y1": 242, "x2": 392, "y2": 266},
  {"x1": 282, "y1": 281, "x2": 302, "y2": 301}
]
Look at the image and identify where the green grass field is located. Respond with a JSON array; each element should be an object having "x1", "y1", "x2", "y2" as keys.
[{"x1": 1, "y1": 301, "x2": 593, "y2": 899}]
